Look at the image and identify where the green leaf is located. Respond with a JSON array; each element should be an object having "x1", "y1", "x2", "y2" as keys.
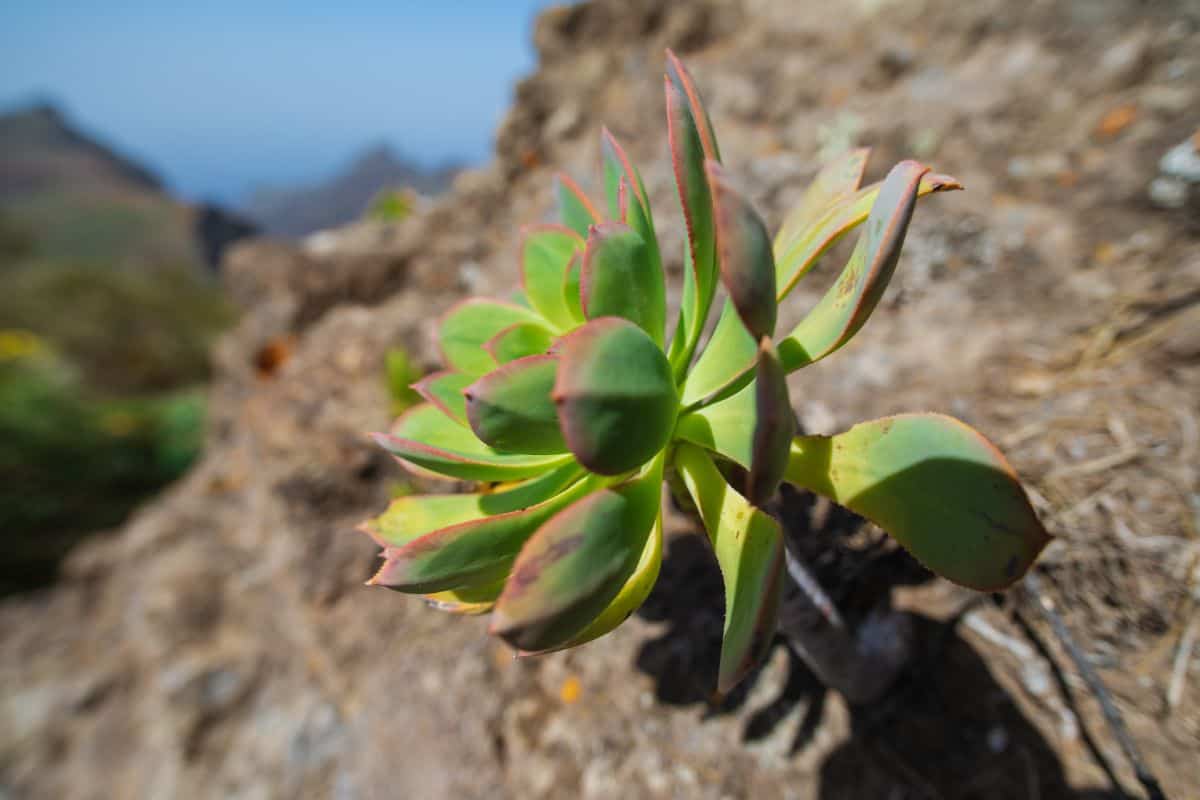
[
  {"x1": 465, "y1": 355, "x2": 566, "y2": 454},
  {"x1": 490, "y1": 455, "x2": 663, "y2": 652},
  {"x1": 545, "y1": 507, "x2": 663, "y2": 652},
  {"x1": 601, "y1": 128, "x2": 666, "y2": 345},
  {"x1": 484, "y1": 322, "x2": 555, "y2": 365},
  {"x1": 665, "y1": 50, "x2": 721, "y2": 377},
  {"x1": 360, "y1": 462, "x2": 585, "y2": 547},
  {"x1": 708, "y1": 161, "x2": 777, "y2": 340},
  {"x1": 554, "y1": 172, "x2": 600, "y2": 237},
  {"x1": 562, "y1": 252, "x2": 584, "y2": 323},
  {"x1": 374, "y1": 403, "x2": 572, "y2": 482},
  {"x1": 784, "y1": 413, "x2": 1050, "y2": 591},
  {"x1": 778, "y1": 161, "x2": 928, "y2": 371},
  {"x1": 775, "y1": 147, "x2": 870, "y2": 250},
  {"x1": 675, "y1": 443, "x2": 783, "y2": 693},
  {"x1": 439, "y1": 299, "x2": 547, "y2": 376},
  {"x1": 520, "y1": 224, "x2": 583, "y2": 331},
  {"x1": 412, "y1": 371, "x2": 472, "y2": 426},
  {"x1": 748, "y1": 339, "x2": 794, "y2": 507},
  {"x1": 675, "y1": 379, "x2": 757, "y2": 468},
  {"x1": 678, "y1": 299, "x2": 757, "y2": 408},
  {"x1": 775, "y1": 169, "x2": 962, "y2": 300},
  {"x1": 554, "y1": 317, "x2": 678, "y2": 475},
  {"x1": 581, "y1": 222, "x2": 662, "y2": 342},
  {"x1": 369, "y1": 473, "x2": 603, "y2": 593},
  {"x1": 684, "y1": 169, "x2": 962, "y2": 409}
]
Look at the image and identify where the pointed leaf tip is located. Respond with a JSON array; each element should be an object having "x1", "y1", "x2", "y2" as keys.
[
  {"x1": 554, "y1": 172, "x2": 600, "y2": 238},
  {"x1": 708, "y1": 161, "x2": 778, "y2": 340},
  {"x1": 411, "y1": 371, "x2": 472, "y2": 426},
  {"x1": 664, "y1": 50, "x2": 722, "y2": 374},
  {"x1": 377, "y1": 404, "x2": 570, "y2": 482},
  {"x1": 779, "y1": 160, "x2": 930, "y2": 372},
  {"x1": 465, "y1": 355, "x2": 566, "y2": 455}
]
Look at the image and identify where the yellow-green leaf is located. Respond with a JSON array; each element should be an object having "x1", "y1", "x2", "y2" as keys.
[{"x1": 784, "y1": 414, "x2": 1050, "y2": 591}]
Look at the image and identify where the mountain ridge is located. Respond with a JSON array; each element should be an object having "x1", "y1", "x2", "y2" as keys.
[{"x1": 243, "y1": 142, "x2": 459, "y2": 238}]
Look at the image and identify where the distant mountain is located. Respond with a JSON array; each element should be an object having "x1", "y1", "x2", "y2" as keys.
[
  {"x1": 0, "y1": 103, "x2": 255, "y2": 269},
  {"x1": 0, "y1": 104, "x2": 163, "y2": 200},
  {"x1": 244, "y1": 144, "x2": 458, "y2": 238}
]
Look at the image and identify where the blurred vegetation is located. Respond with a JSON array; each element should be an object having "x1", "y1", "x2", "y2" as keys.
[
  {"x1": 366, "y1": 187, "x2": 416, "y2": 223},
  {"x1": 0, "y1": 258, "x2": 232, "y2": 393},
  {"x1": 0, "y1": 343, "x2": 206, "y2": 591},
  {"x1": 384, "y1": 345, "x2": 423, "y2": 417},
  {"x1": 0, "y1": 204, "x2": 234, "y2": 592}
]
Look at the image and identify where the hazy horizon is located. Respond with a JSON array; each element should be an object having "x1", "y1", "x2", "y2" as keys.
[{"x1": 0, "y1": 1, "x2": 562, "y2": 207}]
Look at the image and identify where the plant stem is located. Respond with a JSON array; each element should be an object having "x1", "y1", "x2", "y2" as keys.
[{"x1": 775, "y1": 540, "x2": 913, "y2": 704}]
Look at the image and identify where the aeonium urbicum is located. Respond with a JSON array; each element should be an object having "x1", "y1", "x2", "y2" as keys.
[{"x1": 359, "y1": 51, "x2": 1049, "y2": 693}]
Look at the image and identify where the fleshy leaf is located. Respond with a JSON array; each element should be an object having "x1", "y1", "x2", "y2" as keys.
[
  {"x1": 465, "y1": 355, "x2": 566, "y2": 455},
  {"x1": 366, "y1": 465, "x2": 584, "y2": 616},
  {"x1": 778, "y1": 161, "x2": 928, "y2": 371},
  {"x1": 784, "y1": 414, "x2": 1050, "y2": 591},
  {"x1": 775, "y1": 169, "x2": 962, "y2": 300},
  {"x1": 675, "y1": 443, "x2": 783, "y2": 693},
  {"x1": 678, "y1": 300, "x2": 757, "y2": 408},
  {"x1": 411, "y1": 371, "x2": 472, "y2": 426},
  {"x1": 665, "y1": 49, "x2": 721, "y2": 376},
  {"x1": 439, "y1": 299, "x2": 546, "y2": 376},
  {"x1": 374, "y1": 403, "x2": 571, "y2": 482},
  {"x1": 684, "y1": 169, "x2": 961, "y2": 408},
  {"x1": 554, "y1": 317, "x2": 677, "y2": 475},
  {"x1": 554, "y1": 172, "x2": 600, "y2": 238},
  {"x1": 369, "y1": 474, "x2": 602, "y2": 593},
  {"x1": 520, "y1": 224, "x2": 583, "y2": 330},
  {"x1": 360, "y1": 462, "x2": 585, "y2": 547},
  {"x1": 748, "y1": 339, "x2": 794, "y2": 507},
  {"x1": 490, "y1": 455, "x2": 663, "y2": 652},
  {"x1": 483, "y1": 322, "x2": 555, "y2": 365},
  {"x1": 675, "y1": 378, "x2": 757, "y2": 468},
  {"x1": 545, "y1": 508, "x2": 663, "y2": 652},
  {"x1": 708, "y1": 161, "x2": 777, "y2": 340},
  {"x1": 600, "y1": 128, "x2": 666, "y2": 344},
  {"x1": 562, "y1": 252, "x2": 584, "y2": 323},
  {"x1": 581, "y1": 222, "x2": 661, "y2": 341},
  {"x1": 775, "y1": 147, "x2": 870, "y2": 250}
]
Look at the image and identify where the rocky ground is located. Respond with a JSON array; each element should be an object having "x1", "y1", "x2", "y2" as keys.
[{"x1": 3, "y1": 1, "x2": 1199, "y2": 797}]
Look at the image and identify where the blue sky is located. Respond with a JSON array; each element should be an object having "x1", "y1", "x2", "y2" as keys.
[{"x1": 0, "y1": 1, "x2": 561, "y2": 204}]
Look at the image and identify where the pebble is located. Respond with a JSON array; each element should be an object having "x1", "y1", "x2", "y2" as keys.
[{"x1": 1160, "y1": 138, "x2": 1200, "y2": 183}]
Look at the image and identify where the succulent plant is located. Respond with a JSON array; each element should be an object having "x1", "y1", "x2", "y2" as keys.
[{"x1": 360, "y1": 51, "x2": 1049, "y2": 693}]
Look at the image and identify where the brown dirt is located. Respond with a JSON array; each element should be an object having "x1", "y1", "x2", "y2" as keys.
[{"x1": 2, "y1": 1, "x2": 1198, "y2": 797}]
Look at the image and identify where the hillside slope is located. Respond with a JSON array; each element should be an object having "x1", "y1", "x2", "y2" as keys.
[{"x1": 0, "y1": 104, "x2": 254, "y2": 269}]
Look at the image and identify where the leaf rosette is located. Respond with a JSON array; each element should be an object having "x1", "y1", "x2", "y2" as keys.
[{"x1": 361, "y1": 51, "x2": 1048, "y2": 691}]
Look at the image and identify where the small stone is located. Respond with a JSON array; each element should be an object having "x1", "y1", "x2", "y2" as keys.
[
  {"x1": 1149, "y1": 176, "x2": 1188, "y2": 209},
  {"x1": 1160, "y1": 137, "x2": 1200, "y2": 183},
  {"x1": 1093, "y1": 29, "x2": 1151, "y2": 90}
]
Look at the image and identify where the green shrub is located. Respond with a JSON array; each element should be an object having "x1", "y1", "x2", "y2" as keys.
[{"x1": 0, "y1": 345, "x2": 205, "y2": 591}]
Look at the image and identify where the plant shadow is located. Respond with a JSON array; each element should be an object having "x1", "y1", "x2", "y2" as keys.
[{"x1": 634, "y1": 485, "x2": 1120, "y2": 799}]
